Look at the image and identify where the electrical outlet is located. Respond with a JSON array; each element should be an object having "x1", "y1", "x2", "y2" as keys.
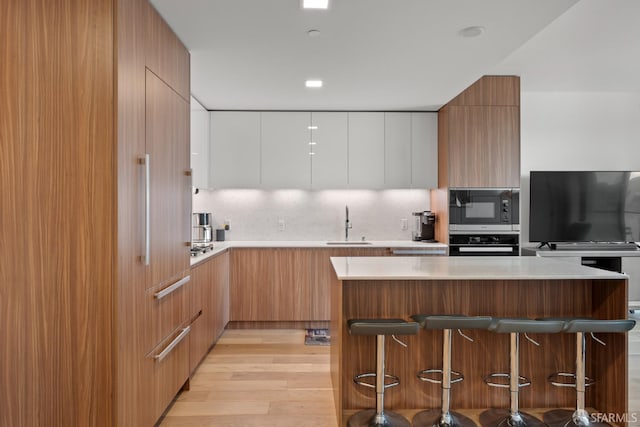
[
  {"x1": 224, "y1": 220, "x2": 230, "y2": 231},
  {"x1": 278, "y1": 218, "x2": 286, "y2": 231},
  {"x1": 400, "y1": 218, "x2": 408, "y2": 231}
]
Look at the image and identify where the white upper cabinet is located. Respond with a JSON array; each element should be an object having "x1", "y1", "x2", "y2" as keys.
[
  {"x1": 384, "y1": 113, "x2": 412, "y2": 188},
  {"x1": 190, "y1": 96, "x2": 209, "y2": 189},
  {"x1": 411, "y1": 112, "x2": 438, "y2": 189},
  {"x1": 310, "y1": 112, "x2": 348, "y2": 189},
  {"x1": 207, "y1": 110, "x2": 437, "y2": 189},
  {"x1": 348, "y1": 112, "x2": 385, "y2": 188},
  {"x1": 261, "y1": 112, "x2": 311, "y2": 189},
  {"x1": 210, "y1": 111, "x2": 261, "y2": 188}
]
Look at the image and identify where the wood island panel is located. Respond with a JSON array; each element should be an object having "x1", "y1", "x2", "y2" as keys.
[{"x1": 330, "y1": 275, "x2": 629, "y2": 427}]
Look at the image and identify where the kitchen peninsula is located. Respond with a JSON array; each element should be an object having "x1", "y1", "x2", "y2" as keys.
[{"x1": 329, "y1": 256, "x2": 630, "y2": 426}]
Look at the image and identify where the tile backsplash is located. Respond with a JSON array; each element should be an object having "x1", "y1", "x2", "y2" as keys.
[{"x1": 192, "y1": 189, "x2": 431, "y2": 241}]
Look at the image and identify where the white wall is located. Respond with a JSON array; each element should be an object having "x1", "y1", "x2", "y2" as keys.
[
  {"x1": 520, "y1": 91, "x2": 640, "y2": 245},
  {"x1": 192, "y1": 189, "x2": 430, "y2": 241}
]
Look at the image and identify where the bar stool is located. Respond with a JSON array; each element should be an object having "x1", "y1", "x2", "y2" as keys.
[
  {"x1": 347, "y1": 318, "x2": 419, "y2": 427},
  {"x1": 411, "y1": 314, "x2": 493, "y2": 427},
  {"x1": 481, "y1": 318, "x2": 566, "y2": 427},
  {"x1": 543, "y1": 318, "x2": 636, "y2": 427}
]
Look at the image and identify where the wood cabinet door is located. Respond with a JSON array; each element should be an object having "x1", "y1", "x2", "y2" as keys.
[
  {"x1": 230, "y1": 249, "x2": 311, "y2": 321},
  {"x1": 188, "y1": 261, "x2": 211, "y2": 373},
  {"x1": 211, "y1": 251, "x2": 230, "y2": 340},
  {"x1": 447, "y1": 106, "x2": 520, "y2": 188},
  {"x1": 146, "y1": 69, "x2": 191, "y2": 290}
]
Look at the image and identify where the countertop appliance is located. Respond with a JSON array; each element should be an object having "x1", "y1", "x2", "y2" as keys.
[
  {"x1": 449, "y1": 188, "x2": 519, "y2": 232},
  {"x1": 412, "y1": 211, "x2": 436, "y2": 242},
  {"x1": 192, "y1": 212, "x2": 213, "y2": 246}
]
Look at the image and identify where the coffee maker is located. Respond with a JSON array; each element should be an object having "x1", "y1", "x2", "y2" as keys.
[{"x1": 412, "y1": 211, "x2": 436, "y2": 242}]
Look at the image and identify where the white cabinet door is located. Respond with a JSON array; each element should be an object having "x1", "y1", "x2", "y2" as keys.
[
  {"x1": 622, "y1": 257, "x2": 640, "y2": 308},
  {"x1": 261, "y1": 112, "x2": 311, "y2": 189},
  {"x1": 348, "y1": 112, "x2": 384, "y2": 188},
  {"x1": 210, "y1": 111, "x2": 261, "y2": 188},
  {"x1": 190, "y1": 97, "x2": 209, "y2": 189},
  {"x1": 310, "y1": 112, "x2": 348, "y2": 189},
  {"x1": 384, "y1": 113, "x2": 411, "y2": 188},
  {"x1": 411, "y1": 112, "x2": 438, "y2": 189}
]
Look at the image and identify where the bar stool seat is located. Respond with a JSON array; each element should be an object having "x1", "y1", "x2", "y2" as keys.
[
  {"x1": 347, "y1": 318, "x2": 419, "y2": 427},
  {"x1": 481, "y1": 318, "x2": 566, "y2": 427},
  {"x1": 411, "y1": 315, "x2": 493, "y2": 427},
  {"x1": 542, "y1": 318, "x2": 636, "y2": 427}
]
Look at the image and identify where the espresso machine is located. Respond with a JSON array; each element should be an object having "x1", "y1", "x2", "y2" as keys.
[{"x1": 412, "y1": 211, "x2": 436, "y2": 242}]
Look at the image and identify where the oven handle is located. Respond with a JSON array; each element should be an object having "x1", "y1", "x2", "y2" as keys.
[{"x1": 459, "y1": 247, "x2": 514, "y2": 253}]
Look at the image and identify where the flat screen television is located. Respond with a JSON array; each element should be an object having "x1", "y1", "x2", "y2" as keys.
[{"x1": 529, "y1": 171, "x2": 640, "y2": 244}]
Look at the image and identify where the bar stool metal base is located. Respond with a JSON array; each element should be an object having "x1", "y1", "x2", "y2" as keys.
[
  {"x1": 543, "y1": 409, "x2": 612, "y2": 427},
  {"x1": 479, "y1": 408, "x2": 546, "y2": 427},
  {"x1": 413, "y1": 408, "x2": 477, "y2": 427},
  {"x1": 347, "y1": 409, "x2": 411, "y2": 427}
]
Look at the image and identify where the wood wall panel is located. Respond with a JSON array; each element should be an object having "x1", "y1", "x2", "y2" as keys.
[
  {"x1": 448, "y1": 75, "x2": 520, "y2": 106},
  {"x1": 437, "y1": 106, "x2": 450, "y2": 188},
  {"x1": 332, "y1": 278, "x2": 628, "y2": 421},
  {"x1": 145, "y1": 3, "x2": 190, "y2": 101},
  {"x1": 1, "y1": 1, "x2": 115, "y2": 425},
  {"x1": 447, "y1": 106, "x2": 520, "y2": 188}
]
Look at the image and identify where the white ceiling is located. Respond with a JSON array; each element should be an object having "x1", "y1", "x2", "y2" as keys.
[{"x1": 149, "y1": 0, "x2": 637, "y2": 111}]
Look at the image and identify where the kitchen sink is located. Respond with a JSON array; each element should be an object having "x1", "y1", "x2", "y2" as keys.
[{"x1": 325, "y1": 241, "x2": 372, "y2": 245}]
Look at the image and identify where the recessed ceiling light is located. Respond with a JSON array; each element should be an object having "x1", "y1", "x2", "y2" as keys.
[
  {"x1": 459, "y1": 26, "x2": 485, "y2": 38},
  {"x1": 307, "y1": 29, "x2": 321, "y2": 38},
  {"x1": 302, "y1": 0, "x2": 328, "y2": 9},
  {"x1": 308, "y1": 125, "x2": 318, "y2": 130},
  {"x1": 309, "y1": 142, "x2": 317, "y2": 145},
  {"x1": 305, "y1": 80, "x2": 323, "y2": 88}
]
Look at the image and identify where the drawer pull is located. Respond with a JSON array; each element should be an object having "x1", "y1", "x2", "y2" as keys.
[
  {"x1": 154, "y1": 275, "x2": 190, "y2": 300},
  {"x1": 154, "y1": 326, "x2": 190, "y2": 362}
]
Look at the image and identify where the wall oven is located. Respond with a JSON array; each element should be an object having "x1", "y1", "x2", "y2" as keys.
[{"x1": 449, "y1": 188, "x2": 520, "y2": 256}]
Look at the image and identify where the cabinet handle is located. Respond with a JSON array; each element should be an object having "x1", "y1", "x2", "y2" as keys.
[
  {"x1": 153, "y1": 326, "x2": 190, "y2": 362},
  {"x1": 141, "y1": 153, "x2": 151, "y2": 266},
  {"x1": 154, "y1": 275, "x2": 191, "y2": 300}
]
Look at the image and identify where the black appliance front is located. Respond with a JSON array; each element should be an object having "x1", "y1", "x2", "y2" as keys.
[
  {"x1": 449, "y1": 188, "x2": 519, "y2": 231},
  {"x1": 449, "y1": 233, "x2": 519, "y2": 256}
]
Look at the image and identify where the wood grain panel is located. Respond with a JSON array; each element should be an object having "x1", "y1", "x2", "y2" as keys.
[
  {"x1": 448, "y1": 76, "x2": 520, "y2": 106},
  {"x1": 116, "y1": 0, "x2": 156, "y2": 424},
  {"x1": 189, "y1": 262, "x2": 211, "y2": 373},
  {"x1": 331, "y1": 278, "x2": 628, "y2": 419},
  {"x1": 437, "y1": 106, "x2": 450, "y2": 188},
  {"x1": 145, "y1": 2, "x2": 190, "y2": 101},
  {"x1": 430, "y1": 188, "x2": 449, "y2": 246},
  {"x1": 0, "y1": 1, "x2": 115, "y2": 425},
  {"x1": 447, "y1": 106, "x2": 520, "y2": 188},
  {"x1": 211, "y1": 251, "x2": 230, "y2": 341},
  {"x1": 146, "y1": 69, "x2": 191, "y2": 290}
]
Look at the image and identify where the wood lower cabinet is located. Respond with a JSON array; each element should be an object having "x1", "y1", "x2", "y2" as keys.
[
  {"x1": 231, "y1": 248, "x2": 392, "y2": 322},
  {"x1": 189, "y1": 251, "x2": 230, "y2": 373},
  {"x1": 231, "y1": 248, "x2": 311, "y2": 321}
]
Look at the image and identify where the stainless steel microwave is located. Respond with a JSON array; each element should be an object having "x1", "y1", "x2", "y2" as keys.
[{"x1": 449, "y1": 188, "x2": 520, "y2": 232}]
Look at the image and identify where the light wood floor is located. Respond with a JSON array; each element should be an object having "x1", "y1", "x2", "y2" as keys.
[{"x1": 161, "y1": 324, "x2": 640, "y2": 427}]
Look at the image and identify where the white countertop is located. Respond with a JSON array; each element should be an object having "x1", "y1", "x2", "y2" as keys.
[
  {"x1": 330, "y1": 256, "x2": 628, "y2": 281},
  {"x1": 190, "y1": 240, "x2": 448, "y2": 266}
]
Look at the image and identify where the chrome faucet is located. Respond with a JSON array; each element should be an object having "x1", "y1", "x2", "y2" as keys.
[{"x1": 345, "y1": 205, "x2": 352, "y2": 241}]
